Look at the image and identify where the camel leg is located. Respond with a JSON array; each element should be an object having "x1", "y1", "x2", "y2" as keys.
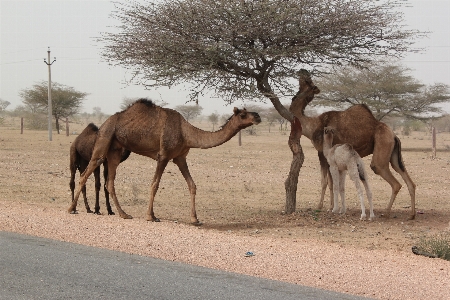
[
  {"x1": 370, "y1": 161, "x2": 401, "y2": 219},
  {"x1": 318, "y1": 152, "x2": 334, "y2": 210},
  {"x1": 68, "y1": 130, "x2": 115, "y2": 214},
  {"x1": 338, "y1": 170, "x2": 347, "y2": 214},
  {"x1": 81, "y1": 184, "x2": 90, "y2": 213},
  {"x1": 390, "y1": 138, "x2": 416, "y2": 220},
  {"x1": 329, "y1": 166, "x2": 341, "y2": 214},
  {"x1": 105, "y1": 143, "x2": 132, "y2": 219},
  {"x1": 93, "y1": 166, "x2": 101, "y2": 214},
  {"x1": 69, "y1": 162, "x2": 76, "y2": 204},
  {"x1": 103, "y1": 162, "x2": 115, "y2": 215},
  {"x1": 79, "y1": 161, "x2": 93, "y2": 214},
  {"x1": 173, "y1": 157, "x2": 200, "y2": 225},
  {"x1": 361, "y1": 178, "x2": 374, "y2": 220},
  {"x1": 349, "y1": 167, "x2": 367, "y2": 220},
  {"x1": 146, "y1": 157, "x2": 169, "y2": 222},
  {"x1": 68, "y1": 159, "x2": 102, "y2": 213},
  {"x1": 70, "y1": 165, "x2": 91, "y2": 213}
]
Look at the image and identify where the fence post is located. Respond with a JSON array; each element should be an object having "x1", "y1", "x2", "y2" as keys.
[
  {"x1": 66, "y1": 118, "x2": 69, "y2": 136},
  {"x1": 432, "y1": 126, "x2": 436, "y2": 159},
  {"x1": 20, "y1": 117, "x2": 23, "y2": 134}
]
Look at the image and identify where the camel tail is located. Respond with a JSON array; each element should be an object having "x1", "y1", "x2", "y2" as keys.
[
  {"x1": 394, "y1": 136, "x2": 405, "y2": 172},
  {"x1": 357, "y1": 163, "x2": 366, "y2": 181},
  {"x1": 69, "y1": 143, "x2": 79, "y2": 172}
]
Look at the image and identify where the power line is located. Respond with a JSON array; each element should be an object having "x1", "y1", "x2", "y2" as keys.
[
  {"x1": 0, "y1": 59, "x2": 43, "y2": 65},
  {"x1": 0, "y1": 57, "x2": 98, "y2": 65}
]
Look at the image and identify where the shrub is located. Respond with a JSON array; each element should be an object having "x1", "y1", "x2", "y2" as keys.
[{"x1": 414, "y1": 232, "x2": 450, "y2": 261}]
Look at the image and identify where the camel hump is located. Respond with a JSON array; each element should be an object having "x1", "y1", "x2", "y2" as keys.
[
  {"x1": 135, "y1": 98, "x2": 156, "y2": 107},
  {"x1": 85, "y1": 123, "x2": 99, "y2": 132}
]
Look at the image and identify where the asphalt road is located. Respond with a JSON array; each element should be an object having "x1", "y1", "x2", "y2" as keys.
[{"x1": 0, "y1": 231, "x2": 372, "y2": 300}]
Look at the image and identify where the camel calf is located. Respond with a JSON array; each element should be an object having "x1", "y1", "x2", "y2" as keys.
[
  {"x1": 69, "y1": 123, "x2": 130, "y2": 215},
  {"x1": 322, "y1": 127, "x2": 375, "y2": 220}
]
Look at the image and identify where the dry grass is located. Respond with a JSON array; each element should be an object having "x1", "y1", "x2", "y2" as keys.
[{"x1": 1, "y1": 120, "x2": 450, "y2": 253}]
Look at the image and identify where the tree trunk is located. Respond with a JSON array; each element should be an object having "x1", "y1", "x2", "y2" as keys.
[
  {"x1": 55, "y1": 116, "x2": 60, "y2": 134},
  {"x1": 284, "y1": 117, "x2": 304, "y2": 214},
  {"x1": 256, "y1": 77, "x2": 302, "y2": 214}
]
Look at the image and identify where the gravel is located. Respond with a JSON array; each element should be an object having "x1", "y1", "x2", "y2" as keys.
[{"x1": 1, "y1": 200, "x2": 449, "y2": 300}]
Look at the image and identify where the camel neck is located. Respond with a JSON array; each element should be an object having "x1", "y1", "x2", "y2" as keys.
[
  {"x1": 183, "y1": 120, "x2": 240, "y2": 149},
  {"x1": 290, "y1": 95, "x2": 320, "y2": 141}
]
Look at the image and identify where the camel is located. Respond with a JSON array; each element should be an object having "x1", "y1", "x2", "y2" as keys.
[
  {"x1": 68, "y1": 99, "x2": 261, "y2": 225},
  {"x1": 323, "y1": 127, "x2": 374, "y2": 220},
  {"x1": 289, "y1": 71, "x2": 416, "y2": 220},
  {"x1": 69, "y1": 123, "x2": 130, "y2": 215}
]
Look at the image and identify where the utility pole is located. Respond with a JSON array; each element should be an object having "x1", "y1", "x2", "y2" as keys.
[{"x1": 44, "y1": 47, "x2": 56, "y2": 141}]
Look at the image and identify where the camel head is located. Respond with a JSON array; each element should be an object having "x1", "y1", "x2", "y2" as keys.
[
  {"x1": 290, "y1": 69, "x2": 320, "y2": 114},
  {"x1": 222, "y1": 108, "x2": 261, "y2": 130}
]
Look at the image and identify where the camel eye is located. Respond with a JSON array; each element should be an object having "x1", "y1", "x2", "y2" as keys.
[{"x1": 240, "y1": 113, "x2": 247, "y2": 118}]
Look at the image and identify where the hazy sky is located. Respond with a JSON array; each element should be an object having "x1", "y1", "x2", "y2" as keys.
[{"x1": 1, "y1": 0, "x2": 450, "y2": 115}]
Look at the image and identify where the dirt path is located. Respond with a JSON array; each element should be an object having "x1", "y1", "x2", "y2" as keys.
[{"x1": 1, "y1": 200, "x2": 449, "y2": 300}]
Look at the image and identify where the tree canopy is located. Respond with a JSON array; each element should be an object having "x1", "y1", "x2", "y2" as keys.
[
  {"x1": 314, "y1": 64, "x2": 450, "y2": 121},
  {"x1": 100, "y1": 0, "x2": 420, "y2": 121},
  {"x1": 20, "y1": 82, "x2": 87, "y2": 133},
  {"x1": 0, "y1": 99, "x2": 11, "y2": 112}
]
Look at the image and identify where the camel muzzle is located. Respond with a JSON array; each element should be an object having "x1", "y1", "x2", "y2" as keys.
[{"x1": 253, "y1": 113, "x2": 262, "y2": 124}]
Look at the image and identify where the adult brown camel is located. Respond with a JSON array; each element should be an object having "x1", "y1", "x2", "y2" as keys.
[
  {"x1": 69, "y1": 123, "x2": 130, "y2": 215},
  {"x1": 289, "y1": 71, "x2": 416, "y2": 220},
  {"x1": 68, "y1": 99, "x2": 261, "y2": 225}
]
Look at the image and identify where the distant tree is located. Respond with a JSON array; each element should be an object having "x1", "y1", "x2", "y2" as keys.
[
  {"x1": 315, "y1": 64, "x2": 450, "y2": 121},
  {"x1": 434, "y1": 114, "x2": 450, "y2": 132},
  {"x1": 0, "y1": 99, "x2": 10, "y2": 112},
  {"x1": 265, "y1": 106, "x2": 288, "y2": 132},
  {"x1": 174, "y1": 105, "x2": 203, "y2": 122},
  {"x1": 92, "y1": 107, "x2": 105, "y2": 123},
  {"x1": 20, "y1": 81, "x2": 87, "y2": 134},
  {"x1": 208, "y1": 112, "x2": 219, "y2": 131}
]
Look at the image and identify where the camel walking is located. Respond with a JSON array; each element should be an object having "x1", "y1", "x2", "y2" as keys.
[
  {"x1": 289, "y1": 71, "x2": 416, "y2": 219},
  {"x1": 323, "y1": 127, "x2": 374, "y2": 220},
  {"x1": 69, "y1": 99, "x2": 261, "y2": 225},
  {"x1": 69, "y1": 123, "x2": 130, "y2": 215}
]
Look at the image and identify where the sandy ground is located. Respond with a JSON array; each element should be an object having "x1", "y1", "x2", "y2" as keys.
[{"x1": 1, "y1": 121, "x2": 450, "y2": 299}]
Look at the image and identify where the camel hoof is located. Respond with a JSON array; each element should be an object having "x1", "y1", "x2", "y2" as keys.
[
  {"x1": 120, "y1": 214, "x2": 133, "y2": 219},
  {"x1": 86, "y1": 209, "x2": 94, "y2": 214},
  {"x1": 408, "y1": 214, "x2": 416, "y2": 220},
  {"x1": 152, "y1": 218, "x2": 160, "y2": 222},
  {"x1": 69, "y1": 210, "x2": 78, "y2": 214},
  {"x1": 108, "y1": 211, "x2": 115, "y2": 216},
  {"x1": 192, "y1": 221, "x2": 203, "y2": 226}
]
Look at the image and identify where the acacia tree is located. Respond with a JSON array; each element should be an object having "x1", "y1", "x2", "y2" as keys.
[
  {"x1": 174, "y1": 105, "x2": 203, "y2": 122},
  {"x1": 100, "y1": 0, "x2": 420, "y2": 213},
  {"x1": 0, "y1": 99, "x2": 10, "y2": 112},
  {"x1": 315, "y1": 64, "x2": 450, "y2": 121},
  {"x1": 20, "y1": 82, "x2": 87, "y2": 134},
  {"x1": 208, "y1": 113, "x2": 219, "y2": 131}
]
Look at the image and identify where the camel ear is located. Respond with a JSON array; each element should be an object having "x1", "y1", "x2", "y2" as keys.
[{"x1": 233, "y1": 107, "x2": 240, "y2": 115}]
